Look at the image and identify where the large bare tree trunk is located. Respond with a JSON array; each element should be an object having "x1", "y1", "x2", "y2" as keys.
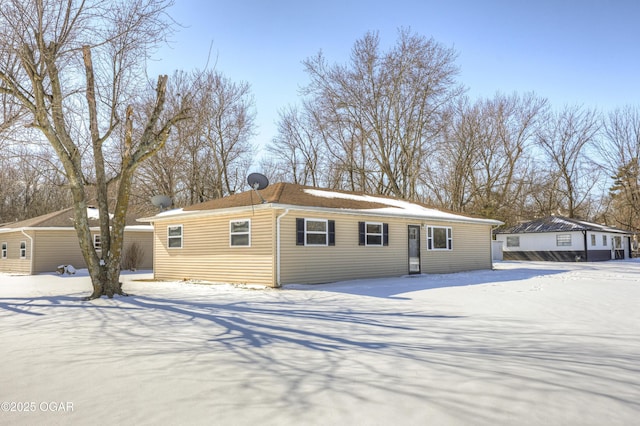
[{"x1": 0, "y1": 0, "x2": 188, "y2": 299}]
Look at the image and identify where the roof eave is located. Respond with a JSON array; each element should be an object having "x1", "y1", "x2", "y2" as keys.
[
  {"x1": 141, "y1": 202, "x2": 503, "y2": 226},
  {"x1": 0, "y1": 225, "x2": 152, "y2": 233}
]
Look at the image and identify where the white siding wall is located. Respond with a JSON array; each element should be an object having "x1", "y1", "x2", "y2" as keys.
[{"x1": 497, "y1": 232, "x2": 585, "y2": 252}]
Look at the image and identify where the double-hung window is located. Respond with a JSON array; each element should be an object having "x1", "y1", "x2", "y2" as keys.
[
  {"x1": 1, "y1": 242, "x2": 6, "y2": 259},
  {"x1": 358, "y1": 222, "x2": 389, "y2": 246},
  {"x1": 602, "y1": 235, "x2": 607, "y2": 246},
  {"x1": 167, "y1": 225, "x2": 183, "y2": 248},
  {"x1": 427, "y1": 226, "x2": 452, "y2": 250},
  {"x1": 230, "y1": 219, "x2": 251, "y2": 247},
  {"x1": 93, "y1": 235, "x2": 102, "y2": 251},
  {"x1": 590, "y1": 234, "x2": 596, "y2": 246},
  {"x1": 296, "y1": 218, "x2": 335, "y2": 246},
  {"x1": 19, "y1": 241, "x2": 27, "y2": 259},
  {"x1": 556, "y1": 234, "x2": 571, "y2": 247}
]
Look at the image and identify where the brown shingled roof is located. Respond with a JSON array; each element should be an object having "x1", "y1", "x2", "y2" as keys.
[
  {"x1": 0, "y1": 207, "x2": 147, "y2": 229},
  {"x1": 183, "y1": 182, "x2": 392, "y2": 211},
  {"x1": 156, "y1": 182, "x2": 502, "y2": 225}
]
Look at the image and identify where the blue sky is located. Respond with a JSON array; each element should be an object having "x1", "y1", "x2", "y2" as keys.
[{"x1": 148, "y1": 0, "x2": 640, "y2": 152}]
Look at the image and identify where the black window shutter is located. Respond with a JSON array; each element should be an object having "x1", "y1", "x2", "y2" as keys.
[
  {"x1": 358, "y1": 221, "x2": 365, "y2": 246},
  {"x1": 296, "y1": 218, "x2": 305, "y2": 245},
  {"x1": 383, "y1": 223, "x2": 389, "y2": 246},
  {"x1": 328, "y1": 220, "x2": 335, "y2": 246}
]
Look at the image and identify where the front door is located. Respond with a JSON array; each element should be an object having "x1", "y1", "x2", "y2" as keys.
[
  {"x1": 613, "y1": 236, "x2": 624, "y2": 259},
  {"x1": 408, "y1": 225, "x2": 421, "y2": 274}
]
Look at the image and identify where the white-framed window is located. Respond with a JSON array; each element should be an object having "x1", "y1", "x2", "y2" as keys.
[
  {"x1": 167, "y1": 225, "x2": 183, "y2": 249},
  {"x1": 365, "y1": 222, "x2": 383, "y2": 246},
  {"x1": 602, "y1": 235, "x2": 607, "y2": 246},
  {"x1": 358, "y1": 222, "x2": 389, "y2": 246},
  {"x1": 296, "y1": 218, "x2": 335, "y2": 246},
  {"x1": 1, "y1": 242, "x2": 6, "y2": 259},
  {"x1": 93, "y1": 234, "x2": 102, "y2": 251},
  {"x1": 305, "y1": 219, "x2": 328, "y2": 246},
  {"x1": 590, "y1": 234, "x2": 596, "y2": 246},
  {"x1": 19, "y1": 241, "x2": 27, "y2": 259},
  {"x1": 556, "y1": 234, "x2": 572, "y2": 247},
  {"x1": 427, "y1": 226, "x2": 452, "y2": 250},
  {"x1": 230, "y1": 219, "x2": 251, "y2": 247},
  {"x1": 506, "y1": 236, "x2": 520, "y2": 247}
]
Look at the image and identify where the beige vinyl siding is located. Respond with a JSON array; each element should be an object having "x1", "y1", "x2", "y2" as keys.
[
  {"x1": 30, "y1": 229, "x2": 154, "y2": 274},
  {"x1": 0, "y1": 231, "x2": 33, "y2": 274},
  {"x1": 153, "y1": 209, "x2": 276, "y2": 285},
  {"x1": 423, "y1": 222, "x2": 493, "y2": 273},
  {"x1": 122, "y1": 231, "x2": 153, "y2": 270},
  {"x1": 32, "y1": 230, "x2": 87, "y2": 273},
  {"x1": 279, "y1": 210, "x2": 494, "y2": 285},
  {"x1": 279, "y1": 211, "x2": 411, "y2": 285}
]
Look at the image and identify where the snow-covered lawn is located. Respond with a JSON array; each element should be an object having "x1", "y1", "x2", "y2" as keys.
[{"x1": 1, "y1": 261, "x2": 639, "y2": 425}]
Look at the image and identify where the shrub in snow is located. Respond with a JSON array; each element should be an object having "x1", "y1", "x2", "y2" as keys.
[{"x1": 121, "y1": 242, "x2": 144, "y2": 271}]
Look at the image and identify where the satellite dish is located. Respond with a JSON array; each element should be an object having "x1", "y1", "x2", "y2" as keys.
[
  {"x1": 150, "y1": 195, "x2": 172, "y2": 211},
  {"x1": 247, "y1": 172, "x2": 269, "y2": 190},
  {"x1": 247, "y1": 173, "x2": 269, "y2": 203}
]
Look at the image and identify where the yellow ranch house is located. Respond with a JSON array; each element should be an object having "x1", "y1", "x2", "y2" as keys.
[{"x1": 142, "y1": 183, "x2": 503, "y2": 287}]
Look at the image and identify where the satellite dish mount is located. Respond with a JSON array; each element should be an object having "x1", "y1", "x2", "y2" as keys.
[{"x1": 247, "y1": 173, "x2": 269, "y2": 203}]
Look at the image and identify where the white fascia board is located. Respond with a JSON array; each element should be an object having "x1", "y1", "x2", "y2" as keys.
[
  {"x1": 140, "y1": 203, "x2": 272, "y2": 223},
  {"x1": 0, "y1": 225, "x2": 153, "y2": 233},
  {"x1": 142, "y1": 202, "x2": 502, "y2": 226}
]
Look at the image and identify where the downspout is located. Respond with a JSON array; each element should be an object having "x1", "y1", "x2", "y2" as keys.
[
  {"x1": 275, "y1": 209, "x2": 290, "y2": 288},
  {"x1": 20, "y1": 229, "x2": 35, "y2": 275},
  {"x1": 582, "y1": 230, "x2": 588, "y2": 262}
]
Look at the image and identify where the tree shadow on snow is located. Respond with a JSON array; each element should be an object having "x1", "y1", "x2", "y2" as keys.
[
  {"x1": 1, "y1": 283, "x2": 639, "y2": 424},
  {"x1": 285, "y1": 264, "x2": 567, "y2": 299},
  {"x1": 102, "y1": 293, "x2": 640, "y2": 422}
]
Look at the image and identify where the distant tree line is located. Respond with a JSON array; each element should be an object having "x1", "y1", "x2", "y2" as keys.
[
  {"x1": 1, "y1": 27, "x2": 638, "y2": 234},
  {"x1": 263, "y1": 30, "x2": 640, "y2": 231}
]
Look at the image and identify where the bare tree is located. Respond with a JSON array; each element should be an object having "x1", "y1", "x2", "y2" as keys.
[
  {"x1": 472, "y1": 93, "x2": 547, "y2": 220},
  {"x1": 200, "y1": 70, "x2": 255, "y2": 198},
  {"x1": 597, "y1": 106, "x2": 640, "y2": 230},
  {"x1": 300, "y1": 28, "x2": 463, "y2": 199},
  {"x1": 0, "y1": 0, "x2": 189, "y2": 298},
  {"x1": 427, "y1": 93, "x2": 547, "y2": 223},
  {"x1": 0, "y1": 143, "x2": 70, "y2": 221},
  {"x1": 425, "y1": 97, "x2": 482, "y2": 211},
  {"x1": 535, "y1": 105, "x2": 601, "y2": 218},
  {"x1": 268, "y1": 104, "x2": 328, "y2": 186},
  {"x1": 136, "y1": 68, "x2": 256, "y2": 207}
]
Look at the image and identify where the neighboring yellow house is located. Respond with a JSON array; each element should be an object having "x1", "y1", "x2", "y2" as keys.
[
  {"x1": 142, "y1": 183, "x2": 503, "y2": 287},
  {"x1": 0, "y1": 207, "x2": 153, "y2": 275}
]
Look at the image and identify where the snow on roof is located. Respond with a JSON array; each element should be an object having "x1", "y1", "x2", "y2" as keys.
[
  {"x1": 496, "y1": 215, "x2": 632, "y2": 234},
  {"x1": 142, "y1": 183, "x2": 502, "y2": 225},
  {"x1": 303, "y1": 189, "x2": 501, "y2": 224},
  {"x1": 156, "y1": 208, "x2": 184, "y2": 217}
]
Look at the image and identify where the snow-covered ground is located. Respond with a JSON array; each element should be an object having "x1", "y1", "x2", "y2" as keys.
[{"x1": 1, "y1": 261, "x2": 639, "y2": 425}]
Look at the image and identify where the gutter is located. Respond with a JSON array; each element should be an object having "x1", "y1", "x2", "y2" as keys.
[
  {"x1": 142, "y1": 202, "x2": 503, "y2": 227},
  {"x1": 275, "y1": 209, "x2": 290, "y2": 287},
  {"x1": 20, "y1": 228, "x2": 35, "y2": 275}
]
